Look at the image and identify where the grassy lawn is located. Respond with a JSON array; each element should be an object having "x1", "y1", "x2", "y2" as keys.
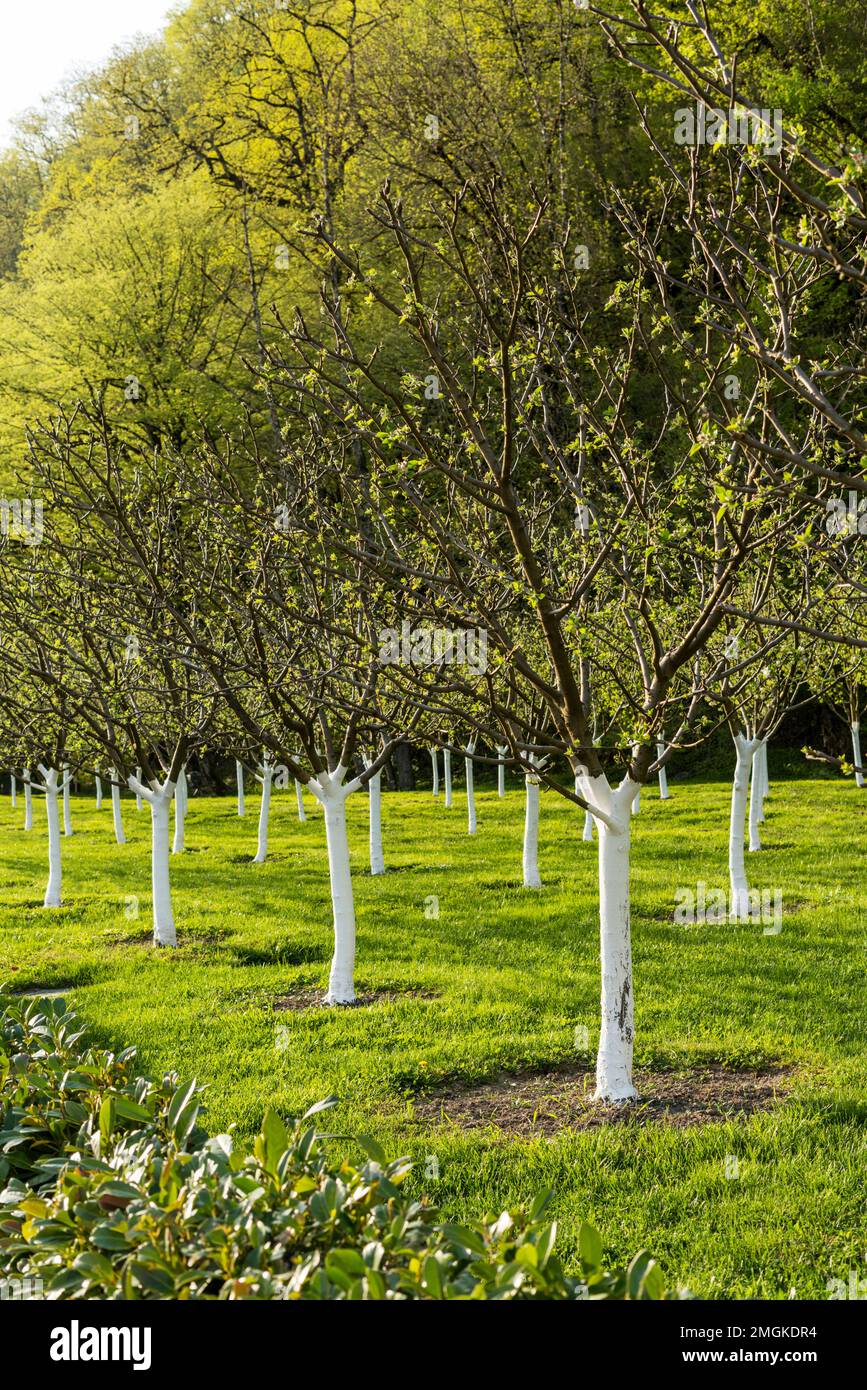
[{"x1": 1, "y1": 764, "x2": 864, "y2": 1298}]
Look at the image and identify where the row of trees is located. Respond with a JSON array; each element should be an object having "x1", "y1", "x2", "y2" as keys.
[{"x1": 1, "y1": 1, "x2": 865, "y2": 1105}]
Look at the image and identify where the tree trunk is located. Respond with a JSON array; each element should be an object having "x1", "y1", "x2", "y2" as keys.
[
  {"x1": 749, "y1": 742, "x2": 764, "y2": 851},
  {"x1": 591, "y1": 775, "x2": 639, "y2": 1101},
  {"x1": 172, "y1": 767, "x2": 186, "y2": 854},
  {"x1": 430, "y1": 748, "x2": 439, "y2": 797},
  {"x1": 43, "y1": 770, "x2": 62, "y2": 908},
  {"x1": 393, "y1": 741, "x2": 415, "y2": 790},
  {"x1": 95, "y1": 774, "x2": 103, "y2": 810},
  {"x1": 522, "y1": 772, "x2": 541, "y2": 887},
  {"x1": 236, "y1": 761, "x2": 245, "y2": 817},
  {"x1": 729, "y1": 734, "x2": 758, "y2": 916},
  {"x1": 10, "y1": 773, "x2": 16, "y2": 808},
  {"x1": 253, "y1": 766, "x2": 273, "y2": 863},
  {"x1": 149, "y1": 789, "x2": 177, "y2": 946},
  {"x1": 134, "y1": 768, "x2": 143, "y2": 812},
  {"x1": 497, "y1": 746, "x2": 507, "y2": 798},
  {"x1": 851, "y1": 722, "x2": 864, "y2": 788},
  {"x1": 295, "y1": 779, "x2": 306, "y2": 822},
  {"x1": 110, "y1": 770, "x2": 126, "y2": 845},
  {"x1": 465, "y1": 751, "x2": 477, "y2": 835},
  {"x1": 62, "y1": 763, "x2": 73, "y2": 836},
  {"x1": 322, "y1": 793, "x2": 356, "y2": 1003},
  {"x1": 656, "y1": 741, "x2": 670, "y2": 800},
  {"x1": 23, "y1": 770, "x2": 33, "y2": 831},
  {"x1": 368, "y1": 768, "x2": 384, "y2": 875},
  {"x1": 443, "y1": 749, "x2": 452, "y2": 808}
]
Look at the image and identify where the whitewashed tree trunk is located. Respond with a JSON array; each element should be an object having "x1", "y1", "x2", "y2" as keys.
[
  {"x1": 497, "y1": 746, "x2": 507, "y2": 797},
  {"x1": 95, "y1": 774, "x2": 103, "y2": 810},
  {"x1": 39, "y1": 766, "x2": 62, "y2": 908},
  {"x1": 295, "y1": 779, "x2": 306, "y2": 822},
  {"x1": 430, "y1": 748, "x2": 440, "y2": 797},
  {"x1": 252, "y1": 760, "x2": 273, "y2": 863},
  {"x1": 366, "y1": 763, "x2": 385, "y2": 875},
  {"x1": 443, "y1": 748, "x2": 452, "y2": 808},
  {"x1": 236, "y1": 760, "x2": 245, "y2": 817},
  {"x1": 131, "y1": 775, "x2": 177, "y2": 947},
  {"x1": 109, "y1": 769, "x2": 126, "y2": 845},
  {"x1": 10, "y1": 773, "x2": 16, "y2": 808},
  {"x1": 522, "y1": 765, "x2": 542, "y2": 888},
  {"x1": 729, "y1": 734, "x2": 758, "y2": 916},
  {"x1": 309, "y1": 768, "x2": 360, "y2": 1003},
  {"x1": 577, "y1": 772, "x2": 639, "y2": 1102},
  {"x1": 632, "y1": 785, "x2": 640, "y2": 814},
  {"x1": 135, "y1": 768, "x2": 143, "y2": 812},
  {"x1": 465, "y1": 747, "x2": 477, "y2": 835},
  {"x1": 749, "y1": 742, "x2": 764, "y2": 851},
  {"x1": 61, "y1": 763, "x2": 73, "y2": 836},
  {"x1": 583, "y1": 809, "x2": 594, "y2": 841},
  {"x1": 851, "y1": 722, "x2": 865, "y2": 789},
  {"x1": 172, "y1": 767, "x2": 187, "y2": 854},
  {"x1": 656, "y1": 741, "x2": 670, "y2": 800},
  {"x1": 23, "y1": 769, "x2": 33, "y2": 831}
]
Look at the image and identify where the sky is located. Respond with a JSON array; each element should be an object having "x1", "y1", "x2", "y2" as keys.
[{"x1": 0, "y1": 0, "x2": 177, "y2": 148}]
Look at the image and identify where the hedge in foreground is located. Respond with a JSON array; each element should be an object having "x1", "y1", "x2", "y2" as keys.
[{"x1": 0, "y1": 989, "x2": 670, "y2": 1300}]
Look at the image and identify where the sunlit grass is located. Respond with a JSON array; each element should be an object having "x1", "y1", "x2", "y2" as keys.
[{"x1": 1, "y1": 759, "x2": 864, "y2": 1297}]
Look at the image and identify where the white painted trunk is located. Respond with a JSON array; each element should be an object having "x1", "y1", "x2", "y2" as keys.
[
  {"x1": 62, "y1": 764, "x2": 73, "y2": 836},
  {"x1": 465, "y1": 753, "x2": 477, "y2": 835},
  {"x1": 749, "y1": 744, "x2": 763, "y2": 851},
  {"x1": 497, "y1": 747, "x2": 507, "y2": 798},
  {"x1": 583, "y1": 809, "x2": 594, "y2": 841},
  {"x1": 443, "y1": 749, "x2": 452, "y2": 808},
  {"x1": 149, "y1": 791, "x2": 177, "y2": 947},
  {"x1": 851, "y1": 722, "x2": 864, "y2": 789},
  {"x1": 172, "y1": 769, "x2": 186, "y2": 854},
  {"x1": 43, "y1": 772, "x2": 62, "y2": 908},
  {"x1": 632, "y1": 785, "x2": 640, "y2": 814},
  {"x1": 253, "y1": 768, "x2": 273, "y2": 863},
  {"x1": 729, "y1": 735, "x2": 757, "y2": 917},
  {"x1": 656, "y1": 741, "x2": 670, "y2": 800},
  {"x1": 522, "y1": 774, "x2": 541, "y2": 888},
  {"x1": 430, "y1": 748, "x2": 439, "y2": 797},
  {"x1": 109, "y1": 770, "x2": 126, "y2": 845},
  {"x1": 295, "y1": 779, "x2": 306, "y2": 822},
  {"x1": 594, "y1": 778, "x2": 638, "y2": 1101},
  {"x1": 10, "y1": 773, "x2": 16, "y2": 808},
  {"x1": 236, "y1": 761, "x2": 245, "y2": 816},
  {"x1": 368, "y1": 770, "x2": 384, "y2": 875},
  {"x1": 135, "y1": 768, "x2": 143, "y2": 812},
  {"x1": 95, "y1": 775, "x2": 103, "y2": 810},
  {"x1": 23, "y1": 770, "x2": 33, "y2": 831},
  {"x1": 323, "y1": 794, "x2": 356, "y2": 1003}
]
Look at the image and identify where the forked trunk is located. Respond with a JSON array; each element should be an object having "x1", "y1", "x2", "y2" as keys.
[
  {"x1": 322, "y1": 790, "x2": 356, "y2": 1003},
  {"x1": 145, "y1": 784, "x2": 176, "y2": 947}
]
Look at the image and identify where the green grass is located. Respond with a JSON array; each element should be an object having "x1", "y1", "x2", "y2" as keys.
[{"x1": 1, "y1": 764, "x2": 865, "y2": 1298}]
